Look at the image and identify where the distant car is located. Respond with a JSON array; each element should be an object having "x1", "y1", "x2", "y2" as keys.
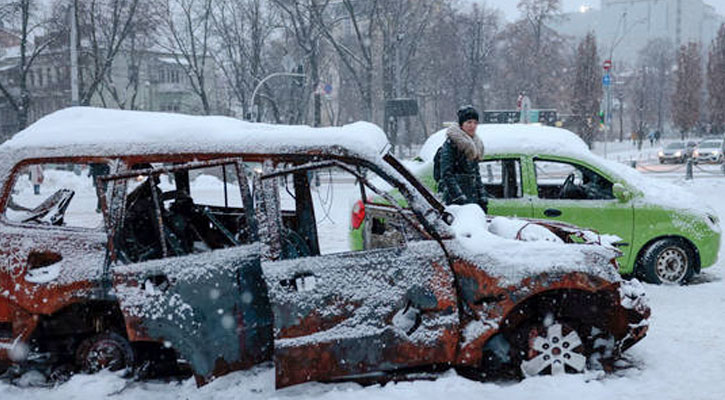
[
  {"x1": 374, "y1": 124, "x2": 721, "y2": 285},
  {"x1": 0, "y1": 108, "x2": 649, "y2": 387},
  {"x1": 693, "y1": 139, "x2": 724, "y2": 164},
  {"x1": 658, "y1": 141, "x2": 696, "y2": 163}
]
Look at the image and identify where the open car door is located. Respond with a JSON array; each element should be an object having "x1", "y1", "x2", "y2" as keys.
[
  {"x1": 100, "y1": 158, "x2": 272, "y2": 384},
  {"x1": 255, "y1": 159, "x2": 460, "y2": 388}
]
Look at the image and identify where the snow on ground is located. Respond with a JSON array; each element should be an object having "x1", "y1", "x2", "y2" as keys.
[{"x1": 2, "y1": 144, "x2": 725, "y2": 400}]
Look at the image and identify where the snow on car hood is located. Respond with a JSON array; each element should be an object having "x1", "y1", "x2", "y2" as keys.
[
  {"x1": 418, "y1": 124, "x2": 719, "y2": 224},
  {"x1": 446, "y1": 204, "x2": 622, "y2": 286}
]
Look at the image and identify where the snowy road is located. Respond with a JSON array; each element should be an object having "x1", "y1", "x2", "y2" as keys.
[{"x1": 2, "y1": 160, "x2": 725, "y2": 400}]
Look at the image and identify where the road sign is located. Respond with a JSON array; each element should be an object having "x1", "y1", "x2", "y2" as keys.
[
  {"x1": 603, "y1": 59, "x2": 612, "y2": 70},
  {"x1": 603, "y1": 74, "x2": 611, "y2": 86},
  {"x1": 323, "y1": 84, "x2": 333, "y2": 95}
]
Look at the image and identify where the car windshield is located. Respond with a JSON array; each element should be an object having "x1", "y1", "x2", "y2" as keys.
[
  {"x1": 699, "y1": 141, "x2": 721, "y2": 149},
  {"x1": 666, "y1": 142, "x2": 684, "y2": 149}
]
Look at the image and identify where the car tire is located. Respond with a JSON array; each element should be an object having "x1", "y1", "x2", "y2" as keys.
[
  {"x1": 638, "y1": 238, "x2": 695, "y2": 285},
  {"x1": 75, "y1": 332, "x2": 135, "y2": 375},
  {"x1": 507, "y1": 315, "x2": 593, "y2": 377}
]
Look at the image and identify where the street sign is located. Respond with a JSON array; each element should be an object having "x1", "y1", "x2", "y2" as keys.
[
  {"x1": 603, "y1": 59, "x2": 612, "y2": 70},
  {"x1": 323, "y1": 84, "x2": 333, "y2": 95},
  {"x1": 385, "y1": 99, "x2": 419, "y2": 117},
  {"x1": 602, "y1": 74, "x2": 611, "y2": 86}
]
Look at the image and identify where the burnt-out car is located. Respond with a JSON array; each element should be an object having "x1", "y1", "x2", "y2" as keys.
[{"x1": 0, "y1": 108, "x2": 649, "y2": 387}]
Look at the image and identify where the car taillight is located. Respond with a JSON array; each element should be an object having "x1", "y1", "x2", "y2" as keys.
[{"x1": 351, "y1": 200, "x2": 365, "y2": 229}]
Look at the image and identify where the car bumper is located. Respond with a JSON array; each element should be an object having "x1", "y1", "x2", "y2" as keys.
[
  {"x1": 698, "y1": 227, "x2": 721, "y2": 270},
  {"x1": 616, "y1": 280, "x2": 650, "y2": 352},
  {"x1": 659, "y1": 154, "x2": 685, "y2": 163},
  {"x1": 695, "y1": 154, "x2": 723, "y2": 163}
]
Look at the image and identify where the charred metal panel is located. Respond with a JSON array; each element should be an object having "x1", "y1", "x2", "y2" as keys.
[
  {"x1": 113, "y1": 244, "x2": 272, "y2": 384},
  {"x1": 263, "y1": 241, "x2": 459, "y2": 388},
  {"x1": 448, "y1": 256, "x2": 649, "y2": 367}
]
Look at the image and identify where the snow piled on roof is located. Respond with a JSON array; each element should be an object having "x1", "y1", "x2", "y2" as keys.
[
  {"x1": 1, "y1": 107, "x2": 389, "y2": 158},
  {"x1": 418, "y1": 124, "x2": 718, "y2": 221},
  {"x1": 419, "y1": 124, "x2": 590, "y2": 162}
]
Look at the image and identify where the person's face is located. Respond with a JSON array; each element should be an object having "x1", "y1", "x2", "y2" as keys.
[{"x1": 461, "y1": 119, "x2": 477, "y2": 137}]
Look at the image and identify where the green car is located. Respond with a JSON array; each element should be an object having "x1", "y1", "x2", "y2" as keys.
[{"x1": 352, "y1": 124, "x2": 721, "y2": 285}]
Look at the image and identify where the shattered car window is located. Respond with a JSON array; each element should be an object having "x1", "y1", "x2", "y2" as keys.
[
  {"x1": 112, "y1": 161, "x2": 254, "y2": 263},
  {"x1": 4, "y1": 162, "x2": 108, "y2": 228},
  {"x1": 263, "y1": 162, "x2": 425, "y2": 258}
]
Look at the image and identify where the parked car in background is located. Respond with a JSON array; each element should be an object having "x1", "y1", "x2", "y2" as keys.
[
  {"x1": 658, "y1": 141, "x2": 697, "y2": 164},
  {"x1": 382, "y1": 125, "x2": 721, "y2": 285},
  {"x1": 0, "y1": 108, "x2": 649, "y2": 387},
  {"x1": 693, "y1": 139, "x2": 724, "y2": 164}
]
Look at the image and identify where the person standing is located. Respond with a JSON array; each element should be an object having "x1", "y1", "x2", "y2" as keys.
[
  {"x1": 437, "y1": 105, "x2": 488, "y2": 212},
  {"x1": 29, "y1": 164, "x2": 44, "y2": 195}
]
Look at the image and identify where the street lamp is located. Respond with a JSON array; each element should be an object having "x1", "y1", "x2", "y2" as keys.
[{"x1": 247, "y1": 72, "x2": 306, "y2": 122}]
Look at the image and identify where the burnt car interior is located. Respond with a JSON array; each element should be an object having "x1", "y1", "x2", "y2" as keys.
[
  {"x1": 259, "y1": 158, "x2": 431, "y2": 258},
  {"x1": 534, "y1": 159, "x2": 614, "y2": 200},
  {"x1": 108, "y1": 160, "x2": 256, "y2": 264}
]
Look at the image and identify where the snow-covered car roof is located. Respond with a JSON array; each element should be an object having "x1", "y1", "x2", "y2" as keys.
[
  {"x1": 0, "y1": 107, "x2": 390, "y2": 161},
  {"x1": 417, "y1": 124, "x2": 718, "y2": 222},
  {"x1": 419, "y1": 124, "x2": 590, "y2": 161}
]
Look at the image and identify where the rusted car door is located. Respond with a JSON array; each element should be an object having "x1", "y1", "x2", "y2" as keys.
[
  {"x1": 256, "y1": 160, "x2": 460, "y2": 388},
  {"x1": 102, "y1": 159, "x2": 272, "y2": 384},
  {"x1": 0, "y1": 161, "x2": 108, "y2": 351}
]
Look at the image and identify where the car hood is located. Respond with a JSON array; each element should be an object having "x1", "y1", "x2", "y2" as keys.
[{"x1": 444, "y1": 205, "x2": 622, "y2": 286}]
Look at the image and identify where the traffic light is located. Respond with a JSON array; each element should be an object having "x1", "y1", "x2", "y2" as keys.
[{"x1": 598, "y1": 111, "x2": 605, "y2": 127}]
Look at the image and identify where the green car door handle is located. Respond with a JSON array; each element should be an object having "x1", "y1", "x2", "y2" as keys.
[{"x1": 544, "y1": 208, "x2": 562, "y2": 217}]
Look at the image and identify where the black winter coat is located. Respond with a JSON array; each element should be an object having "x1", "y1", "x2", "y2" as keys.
[{"x1": 438, "y1": 136, "x2": 487, "y2": 206}]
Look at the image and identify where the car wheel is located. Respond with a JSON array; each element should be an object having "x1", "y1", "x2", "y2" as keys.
[
  {"x1": 639, "y1": 238, "x2": 695, "y2": 285},
  {"x1": 75, "y1": 332, "x2": 134, "y2": 375},
  {"x1": 510, "y1": 316, "x2": 589, "y2": 377}
]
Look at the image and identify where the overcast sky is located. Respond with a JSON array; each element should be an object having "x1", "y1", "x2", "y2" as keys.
[{"x1": 488, "y1": 0, "x2": 725, "y2": 21}]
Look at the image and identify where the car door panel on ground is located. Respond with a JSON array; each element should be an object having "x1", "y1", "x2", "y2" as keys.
[{"x1": 527, "y1": 157, "x2": 635, "y2": 267}]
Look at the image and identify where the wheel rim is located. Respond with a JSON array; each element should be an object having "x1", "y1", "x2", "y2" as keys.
[
  {"x1": 83, "y1": 338, "x2": 129, "y2": 372},
  {"x1": 521, "y1": 323, "x2": 587, "y2": 376},
  {"x1": 655, "y1": 246, "x2": 688, "y2": 283}
]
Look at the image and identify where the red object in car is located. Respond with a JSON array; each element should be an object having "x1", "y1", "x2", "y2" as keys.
[{"x1": 351, "y1": 200, "x2": 365, "y2": 229}]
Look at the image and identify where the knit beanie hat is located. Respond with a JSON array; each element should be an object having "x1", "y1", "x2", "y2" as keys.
[{"x1": 457, "y1": 105, "x2": 479, "y2": 126}]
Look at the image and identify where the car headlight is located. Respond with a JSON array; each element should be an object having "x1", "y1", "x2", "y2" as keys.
[
  {"x1": 693, "y1": 150, "x2": 700, "y2": 157},
  {"x1": 658, "y1": 151, "x2": 664, "y2": 157},
  {"x1": 712, "y1": 150, "x2": 719, "y2": 155},
  {"x1": 674, "y1": 150, "x2": 682, "y2": 157}
]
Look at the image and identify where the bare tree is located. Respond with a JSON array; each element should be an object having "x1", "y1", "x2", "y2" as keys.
[
  {"x1": 570, "y1": 32, "x2": 602, "y2": 148},
  {"x1": 629, "y1": 66, "x2": 655, "y2": 149},
  {"x1": 311, "y1": 0, "x2": 380, "y2": 122},
  {"x1": 0, "y1": 0, "x2": 52, "y2": 132},
  {"x1": 159, "y1": 0, "x2": 214, "y2": 114},
  {"x1": 212, "y1": 0, "x2": 278, "y2": 119},
  {"x1": 672, "y1": 42, "x2": 703, "y2": 140},
  {"x1": 458, "y1": 2, "x2": 499, "y2": 108},
  {"x1": 494, "y1": 0, "x2": 567, "y2": 109},
  {"x1": 707, "y1": 24, "x2": 725, "y2": 134},
  {"x1": 272, "y1": 0, "x2": 330, "y2": 126},
  {"x1": 99, "y1": 1, "x2": 160, "y2": 110},
  {"x1": 68, "y1": 0, "x2": 141, "y2": 106},
  {"x1": 638, "y1": 38, "x2": 674, "y2": 133}
]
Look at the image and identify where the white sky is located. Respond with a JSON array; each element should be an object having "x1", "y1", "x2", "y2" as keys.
[{"x1": 487, "y1": 0, "x2": 725, "y2": 21}]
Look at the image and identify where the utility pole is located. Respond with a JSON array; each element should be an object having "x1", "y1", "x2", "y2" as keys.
[{"x1": 69, "y1": 0, "x2": 79, "y2": 106}]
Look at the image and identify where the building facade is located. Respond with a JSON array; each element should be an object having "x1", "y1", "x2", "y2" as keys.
[
  {"x1": 0, "y1": 37, "x2": 220, "y2": 140},
  {"x1": 555, "y1": 0, "x2": 724, "y2": 62}
]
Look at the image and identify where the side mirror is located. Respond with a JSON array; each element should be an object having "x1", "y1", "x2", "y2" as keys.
[{"x1": 612, "y1": 183, "x2": 632, "y2": 203}]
